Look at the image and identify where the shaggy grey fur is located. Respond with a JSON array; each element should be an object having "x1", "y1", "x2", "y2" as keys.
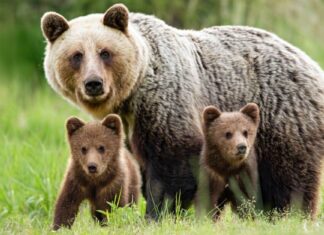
[{"x1": 127, "y1": 13, "x2": 324, "y2": 219}]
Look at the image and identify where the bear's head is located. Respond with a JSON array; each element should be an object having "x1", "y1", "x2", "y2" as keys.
[
  {"x1": 203, "y1": 103, "x2": 260, "y2": 165},
  {"x1": 41, "y1": 4, "x2": 147, "y2": 119},
  {"x1": 66, "y1": 114, "x2": 124, "y2": 177}
]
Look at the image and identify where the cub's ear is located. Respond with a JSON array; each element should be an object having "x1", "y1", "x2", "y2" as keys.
[
  {"x1": 103, "y1": 4, "x2": 129, "y2": 32},
  {"x1": 203, "y1": 106, "x2": 222, "y2": 126},
  {"x1": 240, "y1": 103, "x2": 260, "y2": 124},
  {"x1": 41, "y1": 12, "x2": 69, "y2": 43},
  {"x1": 66, "y1": 117, "x2": 85, "y2": 136},
  {"x1": 102, "y1": 114, "x2": 123, "y2": 135}
]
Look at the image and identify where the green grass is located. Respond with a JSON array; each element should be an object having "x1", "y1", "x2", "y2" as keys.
[{"x1": 0, "y1": 73, "x2": 324, "y2": 234}]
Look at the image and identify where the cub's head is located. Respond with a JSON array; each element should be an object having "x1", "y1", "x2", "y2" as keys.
[
  {"x1": 66, "y1": 114, "x2": 124, "y2": 177},
  {"x1": 203, "y1": 103, "x2": 260, "y2": 164},
  {"x1": 41, "y1": 4, "x2": 145, "y2": 118}
]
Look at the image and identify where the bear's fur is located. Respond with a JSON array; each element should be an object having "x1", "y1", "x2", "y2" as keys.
[
  {"x1": 42, "y1": 4, "x2": 324, "y2": 219},
  {"x1": 52, "y1": 114, "x2": 141, "y2": 230},
  {"x1": 201, "y1": 103, "x2": 260, "y2": 219}
]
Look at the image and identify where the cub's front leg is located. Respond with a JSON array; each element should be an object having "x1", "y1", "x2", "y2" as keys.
[
  {"x1": 52, "y1": 176, "x2": 84, "y2": 230},
  {"x1": 209, "y1": 176, "x2": 228, "y2": 221},
  {"x1": 228, "y1": 168, "x2": 259, "y2": 217},
  {"x1": 90, "y1": 185, "x2": 128, "y2": 225}
]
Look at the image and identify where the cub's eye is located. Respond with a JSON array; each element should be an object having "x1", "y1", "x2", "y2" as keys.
[
  {"x1": 98, "y1": 145, "x2": 105, "y2": 154},
  {"x1": 70, "y1": 52, "x2": 83, "y2": 69},
  {"x1": 99, "y1": 50, "x2": 112, "y2": 63},
  {"x1": 225, "y1": 132, "x2": 232, "y2": 139},
  {"x1": 243, "y1": 130, "x2": 248, "y2": 138},
  {"x1": 81, "y1": 147, "x2": 87, "y2": 155}
]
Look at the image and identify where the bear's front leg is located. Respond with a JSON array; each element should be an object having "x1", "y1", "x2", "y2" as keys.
[
  {"x1": 131, "y1": 107, "x2": 202, "y2": 220},
  {"x1": 145, "y1": 164, "x2": 165, "y2": 221},
  {"x1": 144, "y1": 159, "x2": 198, "y2": 220},
  {"x1": 52, "y1": 177, "x2": 84, "y2": 230}
]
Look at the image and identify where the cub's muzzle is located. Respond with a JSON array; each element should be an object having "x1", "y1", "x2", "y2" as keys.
[
  {"x1": 236, "y1": 144, "x2": 247, "y2": 155},
  {"x1": 87, "y1": 162, "x2": 98, "y2": 174}
]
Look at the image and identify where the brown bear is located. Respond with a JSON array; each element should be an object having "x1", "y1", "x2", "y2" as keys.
[
  {"x1": 200, "y1": 103, "x2": 260, "y2": 219},
  {"x1": 41, "y1": 4, "x2": 324, "y2": 220},
  {"x1": 52, "y1": 114, "x2": 141, "y2": 230}
]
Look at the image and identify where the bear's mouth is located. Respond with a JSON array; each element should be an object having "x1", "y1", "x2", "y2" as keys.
[
  {"x1": 76, "y1": 89, "x2": 112, "y2": 106},
  {"x1": 235, "y1": 152, "x2": 247, "y2": 161},
  {"x1": 86, "y1": 169, "x2": 101, "y2": 178}
]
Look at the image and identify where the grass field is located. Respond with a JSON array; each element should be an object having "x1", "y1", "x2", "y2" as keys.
[{"x1": 0, "y1": 71, "x2": 324, "y2": 235}]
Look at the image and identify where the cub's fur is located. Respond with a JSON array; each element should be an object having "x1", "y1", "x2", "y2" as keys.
[
  {"x1": 53, "y1": 114, "x2": 141, "y2": 230},
  {"x1": 201, "y1": 103, "x2": 260, "y2": 219}
]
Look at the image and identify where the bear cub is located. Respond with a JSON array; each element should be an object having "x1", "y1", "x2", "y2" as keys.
[
  {"x1": 201, "y1": 103, "x2": 260, "y2": 219},
  {"x1": 53, "y1": 114, "x2": 141, "y2": 230}
]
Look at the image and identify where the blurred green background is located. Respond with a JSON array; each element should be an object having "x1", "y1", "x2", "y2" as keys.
[
  {"x1": 0, "y1": 0, "x2": 323, "y2": 82},
  {"x1": 0, "y1": 0, "x2": 324, "y2": 233}
]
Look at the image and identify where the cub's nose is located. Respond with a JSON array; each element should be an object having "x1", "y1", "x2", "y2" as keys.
[
  {"x1": 84, "y1": 77, "x2": 103, "y2": 96},
  {"x1": 237, "y1": 144, "x2": 247, "y2": 155},
  {"x1": 87, "y1": 163, "x2": 98, "y2": 174}
]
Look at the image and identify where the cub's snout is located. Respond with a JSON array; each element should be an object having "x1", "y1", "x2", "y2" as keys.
[
  {"x1": 87, "y1": 162, "x2": 98, "y2": 174},
  {"x1": 236, "y1": 143, "x2": 247, "y2": 155}
]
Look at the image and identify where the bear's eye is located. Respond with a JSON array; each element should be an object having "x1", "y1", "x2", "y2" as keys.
[
  {"x1": 225, "y1": 132, "x2": 232, "y2": 139},
  {"x1": 81, "y1": 147, "x2": 87, "y2": 155},
  {"x1": 70, "y1": 52, "x2": 83, "y2": 69},
  {"x1": 99, "y1": 50, "x2": 112, "y2": 64},
  {"x1": 98, "y1": 145, "x2": 105, "y2": 154},
  {"x1": 243, "y1": 130, "x2": 248, "y2": 138}
]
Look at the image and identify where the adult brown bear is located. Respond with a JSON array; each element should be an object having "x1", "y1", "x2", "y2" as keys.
[{"x1": 41, "y1": 3, "x2": 324, "y2": 219}]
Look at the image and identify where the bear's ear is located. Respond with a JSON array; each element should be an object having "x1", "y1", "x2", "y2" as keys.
[
  {"x1": 41, "y1": 12, "x2": 69, "y2": 43},
  {"x1": 66, "y1": 117, "x2": 85, "y2": 136},
  {"x1": 203, "y1": 106, "x2": 222, "y2": 126},
  {"x1": 240, "y1": 103, "x2": 260, "y2": 124},
  {"x1": 102, "y1": 114, "x2": 123, "y2": 135},
  {"x1": 103, "y1": 4, "x2": 129, "y2": 32}
]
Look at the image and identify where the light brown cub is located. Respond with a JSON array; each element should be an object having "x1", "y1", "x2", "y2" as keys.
[
  {"x1": 201, "y1": 103, "x2": 260, "y2": 219},
  {"x1": 53, "y1": 114, "x2": 141, "y2": 230}
]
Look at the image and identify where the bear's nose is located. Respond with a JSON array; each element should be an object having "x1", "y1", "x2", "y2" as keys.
[
  {"x1": 84, "y1": 77, "x2": 103, "y2": 96},
  {"x1": 87, "y1": 163, "x2": 98, "y2": 174},
  {"x1": 237, "y1": 144, "x2": 247, "y2": 155}
]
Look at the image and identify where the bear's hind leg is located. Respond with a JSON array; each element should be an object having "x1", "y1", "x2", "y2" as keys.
[{"x1": 301, "y1": 163, "x2": 323, "y2": 220}]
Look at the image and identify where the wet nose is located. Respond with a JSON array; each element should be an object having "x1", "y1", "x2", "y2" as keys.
[
  {"x1": 237, "y1": 144, "x2": 247, "y2": 155},
  {"x1": 87, "y1": 163, "x2": 98, "y2": 173},
  {"x1": 84, "y1": 77, "x2": 103, "y2": 96}
]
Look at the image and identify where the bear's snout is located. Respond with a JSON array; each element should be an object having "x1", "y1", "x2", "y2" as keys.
[
  {"x1": 87, "y1": 162, "x2": 98, "y2": 174},
  {"x1": 236, "y1": 144, "x2": 247, "y2": 155},
  {"x1": 84, "y1": 77, "x2": 104, "y2": 97}
]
